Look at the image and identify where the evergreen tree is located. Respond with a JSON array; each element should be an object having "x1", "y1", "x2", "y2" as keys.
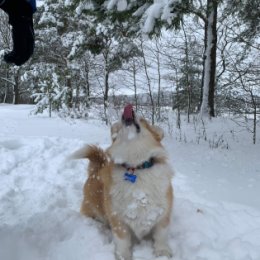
[
  {"x1": 226, "y1": 0, "x2": 260, "y2": 41},
  {"x1": 73, "y1": 0, "x2": 190, "y2": 34},
  {"x1": 30, "y1": 0, "x2": 88, "y2": 115},
  {"x1": 29, "y1": 64, "x2": 65, "y2": 117}
]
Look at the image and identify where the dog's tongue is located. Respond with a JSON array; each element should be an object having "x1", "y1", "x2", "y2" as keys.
[{"x1": 123, "y1": 104, "x2": 134, "y2": 119}]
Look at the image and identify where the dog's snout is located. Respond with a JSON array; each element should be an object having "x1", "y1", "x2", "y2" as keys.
[
  {"x1": 123, "y1": 104, "x2": 134, "y2": 118},
  {"x1": 122, "y1": 104, "x2": 135, "y2": 126},
  {"x1": 124, "y1": 118, "x2": 134, "y2": 126}
]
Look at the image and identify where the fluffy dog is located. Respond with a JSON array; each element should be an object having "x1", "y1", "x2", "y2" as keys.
[{"x1": 75, "y1": 105, "x2": 174, "y2": 260}]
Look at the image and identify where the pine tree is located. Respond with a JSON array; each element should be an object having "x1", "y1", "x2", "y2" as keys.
[
  {"x1": 67, "y1": 0, "x2": 142, "y2": 121},
  {"x1": 73, "y1": 0, "x2": 190, "y2": 34},
  {"x1": 29, "y1": 65, "x2": 65, "y2": 117},
  {"x1": 31, "y1": 0, "x2": 88, "y2": 115},
  {"x1": 226, "y1": 0, "x2": 260, "y2": 41}
]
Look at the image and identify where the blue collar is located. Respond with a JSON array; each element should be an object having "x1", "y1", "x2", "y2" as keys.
[
  {"x1": 121, "y1": 158, "x2": 154, "y2": 171},
  {"x1": 122, "y1": 158, "x2": 154, "y2": 183}
]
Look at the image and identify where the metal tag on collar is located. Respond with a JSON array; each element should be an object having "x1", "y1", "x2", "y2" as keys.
[{"x1": 124, "y1": 172, "x2": 137, "y2": 183}]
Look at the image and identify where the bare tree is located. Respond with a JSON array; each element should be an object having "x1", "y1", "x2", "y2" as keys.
[
  {"x1": 127, "y1": 58, "x2": 140, "y2": 111},
  {"x1": 140, "y1": 37, "x2": 155, "y2": 125},
  {"x1": 235, "y1": 62, "x2": 260, "y2": 144},
  {"x1": 154, "y1": 38, "x2": 162, "y2": 120}
]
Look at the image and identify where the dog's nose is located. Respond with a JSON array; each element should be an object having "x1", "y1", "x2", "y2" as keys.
[{"x1": 123, "y1": 104, "x2": 134, "y2": 118}]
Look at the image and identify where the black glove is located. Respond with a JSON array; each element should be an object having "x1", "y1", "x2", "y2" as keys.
[{"x1": 0, "y1": 0, "x2": 35, "y2": 66}]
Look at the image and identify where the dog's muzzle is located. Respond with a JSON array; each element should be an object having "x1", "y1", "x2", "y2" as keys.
[
  {"x1": 123, "y1": 117, "x2": 134, "y2": 126},
  {"x1": 122, "y1": 104, "x2": 140, "y2": 132}
]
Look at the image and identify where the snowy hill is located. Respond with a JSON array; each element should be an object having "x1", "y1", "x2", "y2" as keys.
[{"x1": 0, "y1": 104, "x2": 260, "y2": 260}]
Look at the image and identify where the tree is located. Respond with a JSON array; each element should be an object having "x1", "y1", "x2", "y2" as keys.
[
  {"x1": 81, "y1": 0, "x2": 189, "y2": 33},
  {"x1": 199, "y1": 0, "x2": 218, "y2": 117},
  {"x1": 226, "y1": 0, "x2": 260, "y2": 41},
  {"x1": 139, "y1": 36, "x2": 156, "y2": 124},
  {"x1": 95, "y1": 24, "x2": 140, "y2": 123},
  {"x1": 30, "y1": 0, "x2": 88, "y2": 115},
  {"x1": 225, "y1": 56, "x2": 260, "y2": 144},
  {"x1": 0, "y1": 11, "x2": 12, "y2": 103},
  {"x1": 79, "y1": 0, "x2": 220, "y2": 118},
  {"x1": 28, "y1": 65, "x2": 65, "y2": 117}
]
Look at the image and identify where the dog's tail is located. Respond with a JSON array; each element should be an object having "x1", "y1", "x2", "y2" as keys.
[{"x1": 70, "y1": 145, "x2": 108, "y2": 173}]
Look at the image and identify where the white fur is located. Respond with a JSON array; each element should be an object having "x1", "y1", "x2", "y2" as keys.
[
  {"x1": 114, "y1": 233, "x2": 132, "y2": 260},
  {"x1": 108, "y1": 123, "x2": 166, "y2": 166},
  {"x1": 153, "y1": 224, "x2": 173, "y2": 257},
  {"x1": 108, "y1": 118, "x2": 173, "y2": 242},
  {"x1": 110, "y1": 163, "x2": 173, "y2": 240}
]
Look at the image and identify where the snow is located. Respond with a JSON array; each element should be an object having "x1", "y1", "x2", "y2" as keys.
[
  {"x1": 39, "y1": 11, "x2": 56, "y2": 25},
  {"x1": 107, "y1": 0, "x2": 127, "y2": 11},
  {"x1": 106, "y1": 0, "x2": 181, "y2": 33},
  {"x1": 161, "y1": 1, "x2": 177, "y2": 25},
  {"x1": 142, "y1": 3, "x2": 163, "y2": 33},
  {"x1": 116, "y1": 0, "x2": 127, "y2": 11},
  {"x1": 1, "y1": 104, "x2": 260, "y2": 260}
]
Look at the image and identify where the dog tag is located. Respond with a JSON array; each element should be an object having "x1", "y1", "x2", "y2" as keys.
[{"x1": 124, "y1": 172, "x2": 137, "y2": 183}]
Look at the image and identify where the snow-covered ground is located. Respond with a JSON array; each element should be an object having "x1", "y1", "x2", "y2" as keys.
[{"x1": 0, "y1": 104, "x2": 260, "y2": 260}]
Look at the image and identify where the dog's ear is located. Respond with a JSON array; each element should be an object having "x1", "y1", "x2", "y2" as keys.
[
  {"x1": 111, "y1": 122, "x2": 122, "y2": 142},
  {"x1": 151, "y1": 125, "x2": 164, "y2": 141},
  {"x1": 140, "y1": 118, "x2": 164, "y2": 142}
]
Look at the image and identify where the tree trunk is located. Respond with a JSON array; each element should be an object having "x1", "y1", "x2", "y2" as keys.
[
  {"x1": 13, "y1": 84, "x2": 19, "y2": 104},
  {"x1": 187, "y1": 85, "x2": 192, "y2": 123},
  {"x1": 182, "y1": 22, "x2": 191, "y2": 122},
  {"x1": 253, "y1": 104, "x2": 256, "y2": 145},
  {"x1": 250, "y1": 90, "x2": 257, "y2": 144},
  {"x1": 84, "y1": 60, "x2": 90, "y2": 108},
  {"x1": 75, "y1": 81, "x2": 80, "y2": 111},
  {"x1": 13, "y1": 72, "x2": 19, "y2": 105},
  {"x1": 104, "y1": 63, "x2": 110, "y2": 125},
  {"x1": 155, "y1": 39, "x2": 161, "y2": 120},
  {"x1": 48, "y1": 85, "x2": 52, "y2": 118},
  {"x1": 66, "y1": 76, "x2": 73, "y2": 109},
  {"x1": 200, "y1": 0, "x2": 218, "y2": 117},
  {"x1": 140, "y1": 39, "x2": 155, "y2": 125},
  {"x1": 176, "y1": 82, "x2": 181, "y2": 129},
  {"x1": 132, "y1": 60, "x2": 138, "y2": 110},
  {"x1": 104, "y1": 70, "x2": 109, "y2": 108},
  {"x1": 200, "y1": 20, "x2": 208, "y2": 112},
  {"x1": 3, "y1": 71, "x2": 8, "y2": 103}
]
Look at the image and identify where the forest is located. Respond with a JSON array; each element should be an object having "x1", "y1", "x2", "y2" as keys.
[{"x1": 0, "y1": 0, "x2": 259, "y2": 141}]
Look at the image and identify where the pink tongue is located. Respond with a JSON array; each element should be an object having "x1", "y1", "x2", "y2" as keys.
[{"x1": 123, "y1": 104, "x2": 134, "y2": 119}]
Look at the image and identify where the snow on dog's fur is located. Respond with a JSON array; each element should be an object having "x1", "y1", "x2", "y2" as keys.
[{"x1": 74, "y1": 105, "x2": 174, "y2": 260}]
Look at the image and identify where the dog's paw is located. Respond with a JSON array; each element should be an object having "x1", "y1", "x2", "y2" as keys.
[
  {"x1": 115, "y1": 251, "x2": 132, "y2": 260},
  {"x1": 154, "y1": 246, "x2": 173, "y2": 259}
]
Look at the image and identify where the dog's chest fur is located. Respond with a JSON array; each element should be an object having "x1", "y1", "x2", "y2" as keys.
[{"x1": 110, "y1": 164, "x2": 171, "y2": 240}]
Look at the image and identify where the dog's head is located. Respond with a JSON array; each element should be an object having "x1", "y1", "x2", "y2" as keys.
[
  {"x1": 108, "y1": 104, "x2": 166, "y2": 166},
  {"x1": 111, "y1": 104, "x2": 164, "y2": 143}
]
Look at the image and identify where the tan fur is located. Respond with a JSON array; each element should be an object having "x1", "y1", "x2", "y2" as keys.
[
  {"x1": 79, "y1": 116, "x2": 174, "y2": 260},
  {"x1": 139, "y1": 118, "x2": 164, "y2": 142},
  {"x1": 159, "y1": 185, "x2": 173, "y2": 228},
  {"x1": 80, "y1": 146, "x2": 108, "y2": 223},
  {"x1": 111, "y1": 122, "x2": 122, "y2": 142}
]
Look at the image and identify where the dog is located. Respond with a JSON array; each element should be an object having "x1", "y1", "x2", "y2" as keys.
[{"x1": 74, "y1": 104, "x2": 174, "y2": 260}]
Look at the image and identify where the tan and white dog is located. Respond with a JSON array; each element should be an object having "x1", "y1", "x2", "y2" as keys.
[{"x1": 75, "y1": 105, "x2": 174, "y2": 260}]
